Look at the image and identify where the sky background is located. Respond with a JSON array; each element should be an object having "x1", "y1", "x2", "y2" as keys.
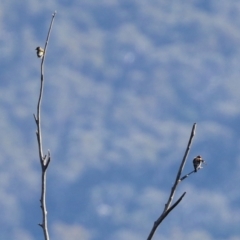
[{"x1": 1, "y1": 0, "x2": 240, "y2": 239}]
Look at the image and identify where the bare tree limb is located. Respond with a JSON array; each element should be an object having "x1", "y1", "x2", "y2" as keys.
[
  {"x1": 147, "y1": 191, "x2": 186, "y2": 240},
  {"x1": 146, "y1": 123, "x2": 197, "y2": 240},
  {"x1": 34, "y1": 11, "x2": 57, "y2": 240},
  {"x1": 165, "y1": 191, "x2": 186, "y2": 216},
  {"x1": 180, "y1": 170, "x2": 195, "y2": 181}
]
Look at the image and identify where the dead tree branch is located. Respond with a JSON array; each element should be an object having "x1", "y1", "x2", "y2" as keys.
[
  {"x1": 146, "y1": 123, "x2": 197, "y2": 240},
  {"x1": 33, "y1": 11, "x2": 56, "y2": 240}
]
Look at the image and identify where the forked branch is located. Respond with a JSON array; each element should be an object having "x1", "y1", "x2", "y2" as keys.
[
  {"x1": 146, "y1": 123, "x2": 197, "y2": 240},
  {"x1": 33, "y1": 11, "x2": 56, "y2": 240}
]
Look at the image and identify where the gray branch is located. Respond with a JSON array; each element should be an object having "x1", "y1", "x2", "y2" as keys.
[
  {"x1": 34, "y1": 11, "x2": 56, "y2": 240},
  {"x1": 146, "y1": 123, "x2": 197, "y2": 240}
]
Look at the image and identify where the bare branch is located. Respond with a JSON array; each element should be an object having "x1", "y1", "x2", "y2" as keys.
[
  {"x1": 34, "y1": 11, "x2": 56, "y2": 240},
  {"x1": 45, "y1": 150, "x2": 51, "y2": 169},
  {"x1": 180, "y1": 170, "x2": 195, "y2": 181},
  {"x1": 163, "y1": 123, "x2": 196, "y2": 212},
  {"x1": 147, "y1": 192, "x2": 186, "y2": 240},
  {"x1": 146, "y1": 123, "x2": 197, "y2": 240},
  {"x1": 165, "y1": 191, "x2": 186, "y2": 216},
  {"x1": 33, "y1": 114, "x2": 38, "y2": 123}
]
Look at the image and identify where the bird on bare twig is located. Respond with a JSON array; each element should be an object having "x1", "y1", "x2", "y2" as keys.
[
  {"x1": 36, "y1": 46, "x2": 44, "y2": 58},
  {"x1": 193, "y1": 155, "x2": 205, "y2": 172}
]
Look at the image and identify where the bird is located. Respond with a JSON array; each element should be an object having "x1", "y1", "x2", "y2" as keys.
[
  {"x1": 193, "y1": 155, "x2": 205, "y2": 172},
  {"x1": 35, "y1": 46, "x2": 44, "y2": 58}
]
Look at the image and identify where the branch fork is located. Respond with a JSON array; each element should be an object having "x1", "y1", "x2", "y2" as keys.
[
  {"x1": 147, "y1": 123, "x2": 197, "y2": 240},
  {"x1": 34, "y1": 11, "x2": 56, "y2": 240}
]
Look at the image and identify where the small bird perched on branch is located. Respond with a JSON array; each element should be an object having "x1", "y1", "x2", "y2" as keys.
[
  {"x1": 36, "y1": 46, "x2": 44, "y2": 58},
  {"x1": 193, "y1": 155, "x2": 205, "y2": 172}
]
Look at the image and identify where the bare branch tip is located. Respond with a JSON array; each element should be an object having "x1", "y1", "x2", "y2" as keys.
[
  {"x1": 179, "y1": 191, "x2": 186, "y2": 200},
  {"x1": 192, "y1": 124, "x2": 197, "y2": 136},
  {"x1": 33, "y1": 114, "x2": 38, "y2": 122},
  {"x1": 181, "y1": 192, "x2": 187, "y2": 199},
  {"x1": 45, "y1": 157, "x2": 51, "y2": 169}
]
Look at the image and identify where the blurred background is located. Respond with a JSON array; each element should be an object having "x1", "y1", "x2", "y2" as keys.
[{"x1": 0, "y1": 0, "x2": 240, "y2": 239}]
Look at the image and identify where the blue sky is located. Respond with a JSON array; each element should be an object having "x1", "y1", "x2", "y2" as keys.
[{"x1": 0, "y1": 0, "x2": 240, "y2": 239}]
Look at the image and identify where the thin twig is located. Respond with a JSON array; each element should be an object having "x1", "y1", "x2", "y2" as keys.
[
  {"x1": 146, "y1": 123, "x2": 196, "y2": 240},
  {"x1": 180, "y1": 170, "x2": 195, "y2": 181},
  {"x1": 34, "y1": 11, "x2": 56, "y2": 240}
]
